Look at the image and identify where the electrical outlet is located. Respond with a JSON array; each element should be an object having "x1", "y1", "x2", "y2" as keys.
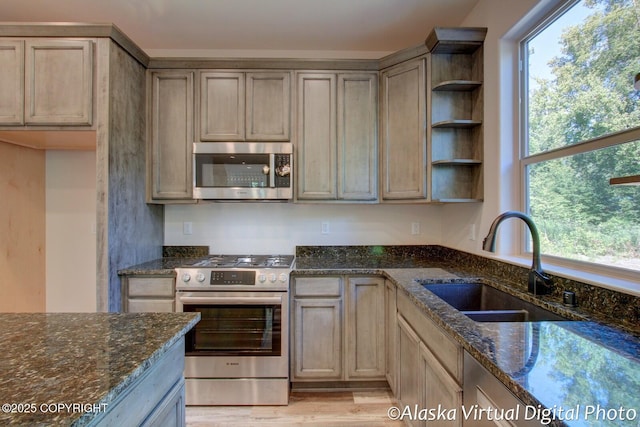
[
  {"x1": 411, "y1": 222, "x2": 420, "y2": 235},
  {"x1": 469, "y1": 223, "x2": 476, "y2": 241},
  {"x1": 321, "y1": 222, "x2": 330, "y2": 234},
  {"x1": 183, "y1": 222, "x2": 193, "y2": 235}
]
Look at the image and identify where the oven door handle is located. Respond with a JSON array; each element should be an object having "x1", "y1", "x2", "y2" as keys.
[{"x1": 178, "y1": 296, "x2": 282, "y2": 305}]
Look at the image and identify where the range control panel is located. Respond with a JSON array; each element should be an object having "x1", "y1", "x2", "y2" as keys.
[
  {"x1": 210, "y1": 270, "x2": 256, "y2": 285},
  {"x1": 175, "y1": 268, "x2": 291, "y2": 290}
]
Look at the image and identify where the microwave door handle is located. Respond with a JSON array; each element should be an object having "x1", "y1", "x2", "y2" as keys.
[
  {"x1": 178, "y1": 296, "x2": 282, "y2": 305},
  {"x1": 269, "y1": 154, "x2": 275, "y2": 188}
]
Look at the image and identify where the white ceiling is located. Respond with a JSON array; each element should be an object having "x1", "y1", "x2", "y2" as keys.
[{"x1": 1, "y1": 0, "x2": 480, "y2": 58}]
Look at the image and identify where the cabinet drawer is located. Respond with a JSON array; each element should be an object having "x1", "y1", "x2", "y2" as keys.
[
  {"x1": 293, "y1": 277, "x2": 342, "y2": 297},
  {"x1": 128, "y1": 299, "x2": 175, "y2": 313},
  {"x1": 397, "y1": 291, "x2": 462, "y2": 383},
  {"x1": 128, "y1": 277, "x2": 175, "y2": 297}
]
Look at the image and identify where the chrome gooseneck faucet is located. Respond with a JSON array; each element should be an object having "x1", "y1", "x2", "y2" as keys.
[{"x1": 482, "y1": 211, "x2": 553, "y2": 296}]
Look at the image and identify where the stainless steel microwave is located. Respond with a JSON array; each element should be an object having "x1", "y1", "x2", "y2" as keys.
[{"x1": 193, "y1": 142, "x2": 293, "y2": 200}]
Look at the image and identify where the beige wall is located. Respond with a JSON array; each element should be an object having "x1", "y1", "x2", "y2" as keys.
[
  {"x1": 0, "y1": 142, "x2": 45, "y2": 312},
  {"x1": 46, "y1": 150, "x2": 97, "y2": 312}
]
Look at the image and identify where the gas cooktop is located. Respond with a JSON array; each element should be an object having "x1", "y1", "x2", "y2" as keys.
[{"x1": 187, "y1": 255, "x2": 295, "y2": 269}]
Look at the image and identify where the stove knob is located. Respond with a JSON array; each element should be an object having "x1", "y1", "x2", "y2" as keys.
[
  {"x1": 181, "y1": 273, "x2": 191, "y2": 283},
  {"x1": 269, "y1": 273, "x2": 277, "y2": 283},
  {"x1": 258, "y1": 274, "x2": 267, "y2": 283},
  {"x1": 196, "y1": 273, "x2": 206, "y2": 283},
  {"x1": 279, "y1": 273, "x2": 288, "y2": 283}
]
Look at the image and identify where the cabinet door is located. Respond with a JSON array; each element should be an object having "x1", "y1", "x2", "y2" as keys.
[
  {"x1": 346, "y1": 276, "x2": 385, "y2": 379},
  {"x1": 385, "y1": 280, "x2": 397, "y2": 394},
  {"x1": 24, "y1": 39, "x2": 93, "y2": 125},
  {"x1": 0, "y1": 39, "x2": 24, "y2": 125},
  {"x1": 337, "y1": 73, "x2": 378, "y2": 200},
  {"x1": 380, "y1": 58, "x2": 427, "y2": 200},
  {"x1": 148, "y1": 71, "x2": 194, "y2": 201},
  {"x1": 296, "y1": 73, "x2": 337, "y2": 200},
  {"x1": 246, "y1": 72, "x2": 290, "y2": 140},
  {"x1": 397, "y1": 314, "x2": 421, "y2": 425},
  {"x1": 420, "y1": 342, "x2": 462, "y2": 427},
  {"x1": 200, "y1": 72, "x2": 244, "y2": 141},
  {"x1": 292, "y1": 298, "x2": 342, "y2": 379}
]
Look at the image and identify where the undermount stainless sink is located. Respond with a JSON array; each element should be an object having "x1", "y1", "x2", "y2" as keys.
[{"x1": 420, "y1": 282, "x2": 569, "y2": 322}]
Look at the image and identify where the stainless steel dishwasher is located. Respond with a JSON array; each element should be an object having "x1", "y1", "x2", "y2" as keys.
[{"x1": 463, "y1": 351, "x2": 545, "y2": 426}]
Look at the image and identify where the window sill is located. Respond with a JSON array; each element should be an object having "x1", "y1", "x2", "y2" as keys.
[{"x1": 484, "y1": 253, "x2": 640, "y2": 297}]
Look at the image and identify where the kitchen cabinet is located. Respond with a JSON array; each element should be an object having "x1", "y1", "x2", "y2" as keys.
[
  {"x1": 346, "y1": 276, "x2": 385, "y2": 378},
  {"x1": 0, "y1": 40, "x2": 23, "y2": 125},
  {"x1": 397, "y1": 290, "x2": 463, "y2": 427},
  {"x1": 426, "y1": 27, "x2": 486, "y2": 202},
  {"x1": 0, "y1": 38, "x2": 93, "y2": 126},
  {"x1": 296, "y1": 71, "x2": 378, "y2": 202},
  {"x1": 385, "y1": 279, "x2": 398, "y2": 394},
  {"x1": 147, "y1": 70, "x2": 195, "y2": 202},
  {"x1": 199, "y1": 71, "x2": 290, "y2": 141},
  {"x1": 94, "y1": 337, "x2": 186, "y2": 427},
  {"x1": 121, "y1": 275, "x2": 176, "y2": 312},
  {"x1": 292, "y1": 276, "x2": 343, "y2": 380},
  {"x1": 397, "y1": 314, "x2": 422, "y2": 426},
  {"x1": 379, "y1": 57, "x2": 427, "y2": 201},
  {"x1": 291, "y1": 275, "x2": 385, "y2": 384},
  {"x1": 420, "y1": 342, "x2": 462, "y2": 427}
]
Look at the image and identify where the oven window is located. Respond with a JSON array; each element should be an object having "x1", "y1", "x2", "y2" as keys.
[
  {"x1": 195, "y1": 154, "x2": 270, "y2": 188},
  {"x1": 184, "y1": 304, "x2": 282, "y2": 356}
]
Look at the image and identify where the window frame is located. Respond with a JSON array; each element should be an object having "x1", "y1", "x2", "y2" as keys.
[{"x1": 517, "y1": 0, "x2": 640, "y2": 293}]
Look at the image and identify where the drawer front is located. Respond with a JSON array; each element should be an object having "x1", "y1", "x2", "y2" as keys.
[
  {"x1": 293, "y1": 277, "x2": 342, "y2": 297},
  {"x1": 397, "y1": 291, "x2": 462, "y2": 383},
  {"x1": 128, "y1": 299, "x2": 175, "y2": 313},
  {"x1": 128, "y1": 277, "x2": 175, "y2": 297}
]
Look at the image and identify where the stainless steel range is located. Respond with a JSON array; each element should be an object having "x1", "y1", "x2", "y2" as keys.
[{"x1": 175, "y1": 255, "x2": 294, "y2": 406}]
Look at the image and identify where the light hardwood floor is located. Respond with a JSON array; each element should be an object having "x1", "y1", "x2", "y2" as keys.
[{"x1": 186, "y1": 390, "x2": 404, "y2": 426}]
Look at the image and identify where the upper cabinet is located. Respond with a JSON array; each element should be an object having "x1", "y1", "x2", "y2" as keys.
[
  {"x1": 0, "y1": 38, "x2": 93, "y2": 127},
  {"x1": 379, "y1": 57, "x2": 427, "y2": 201},
  {"x1": 296, "y1": 71, "x2": 377, "y2": 202},
  {"x1": 0, "y1": 40, "x2": 23, "y2": 125},
  {"x1": 426, "y1": 27, "x2": 486, "y2": 202},
  {"x1": 198, "y1": 71, "x2": 290, "y2": 141},
  {"x1": 147, "y1": 70, "x2": 195, "y2": 203}
]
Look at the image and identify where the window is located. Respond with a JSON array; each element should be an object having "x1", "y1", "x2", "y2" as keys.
[{"x1": 521, "y1": 0, "x2": 640, "y2": 273}]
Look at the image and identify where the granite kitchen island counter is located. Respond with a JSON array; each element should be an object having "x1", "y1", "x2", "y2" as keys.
[{"x1": 0, "y1": 312, "x2": 199, "y2": 426}]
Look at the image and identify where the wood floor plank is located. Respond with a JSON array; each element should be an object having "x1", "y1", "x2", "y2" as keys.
[{"x1": 186, "y1": 391, "x2": 404, "y2": 426}]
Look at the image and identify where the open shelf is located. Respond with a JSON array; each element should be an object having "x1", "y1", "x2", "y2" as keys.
[
  {"x1": 432, "y1": 159, "x2": 482, "y2": 166},
  {"x1": 432, "y1": 120, "x2": 482, "y2": 129},
  {"x1": 427, "y1": 27, "x2": 486, "y2": 204},
  {"x1": 432, "y1": 80, "x2": 482, "y2": 91},
  {"x1": 431, "y1": 198, "x2": 484, "y2": 203}
]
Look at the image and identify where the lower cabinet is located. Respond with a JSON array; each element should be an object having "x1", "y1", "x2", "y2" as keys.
[
  {"x1": 291, "y1": 275, "x2": 385, "y2": 384},
  {"x1": 396, "y1": 290, "x2": 463, "y2": 427},
  {"x1": 385, "y1": 280, "x2": 398, "y2": 394},
  {"x1": 91, "y1": 337, "x2": 186, "y2": 426},
  {"x1": 120, "y1": 275, "x2": 176, "y2": 312},
  {"x1": 397, "y1": 314, "x2": 422, "y2": 425}
]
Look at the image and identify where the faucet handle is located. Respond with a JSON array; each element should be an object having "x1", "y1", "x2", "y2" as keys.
[{"x1": 528, "y1": 270, "x2": 553, "y2": 295}]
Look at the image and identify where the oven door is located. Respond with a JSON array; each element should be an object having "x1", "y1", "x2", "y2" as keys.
[{"x1": 176, "y1": 291, "x2": 289, "y2": 379}]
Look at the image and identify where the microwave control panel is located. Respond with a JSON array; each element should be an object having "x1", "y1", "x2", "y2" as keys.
[{"x1": 274, "y1": 154, "x2": 291, "y2": 188}]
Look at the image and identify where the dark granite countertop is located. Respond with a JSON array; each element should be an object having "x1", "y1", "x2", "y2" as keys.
[
  {"x1": 293, "y1": 257, "x2": 640, "y2": 427},
  {"x1": 117, "y1": 257, "x2": 202, "y2": 276},
  {"x1": 0, "y1": 312, "x2": 199, "y2": 426},
  {"x1": 118, "y1": 245, "x2": 639, "y2": 426}
]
